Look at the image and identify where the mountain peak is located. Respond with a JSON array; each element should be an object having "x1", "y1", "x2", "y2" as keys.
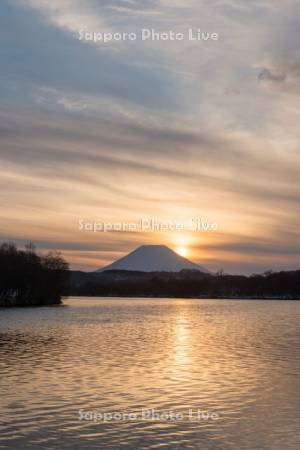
[{"x1": 98, "y1": 244, "x2": 209, "y2": 273}]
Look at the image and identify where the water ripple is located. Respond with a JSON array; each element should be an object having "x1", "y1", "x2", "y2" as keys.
[{"x1": 0, "y1": 298, "x2": 299, "y2": 449}]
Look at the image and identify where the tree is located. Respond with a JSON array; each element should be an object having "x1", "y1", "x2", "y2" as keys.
[{"x1": 0, "y1": 242, "x2": 69, "y2": 307}]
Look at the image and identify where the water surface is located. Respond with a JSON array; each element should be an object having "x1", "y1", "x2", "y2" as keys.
[{"x1": 0, "y1": 298, "x2": 299, "y2": 449}]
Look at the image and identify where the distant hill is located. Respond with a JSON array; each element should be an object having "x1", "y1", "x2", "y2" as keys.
[
  {"x1": 98, "y1": 245, "x2": 209, "y2": 273},
  {"x1": 68, "y1": 269, "x2": 300, "y2": 299}
]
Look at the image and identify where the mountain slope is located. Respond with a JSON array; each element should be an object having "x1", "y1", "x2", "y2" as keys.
[{"x1": 98, "y1": 245, "x2": 209, "y2": 273}]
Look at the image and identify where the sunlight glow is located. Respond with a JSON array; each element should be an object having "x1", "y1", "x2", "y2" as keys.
[{"x1": 177, "y1": 246, "x2": 188, "y2": 258}]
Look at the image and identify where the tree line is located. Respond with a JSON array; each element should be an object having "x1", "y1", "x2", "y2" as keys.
[
  {"x1": 69, "y1": 269, "x2": 300, "y2": 299},
  {"x1": 0, "y1": 242, "x2": 69, "y2": 307}
]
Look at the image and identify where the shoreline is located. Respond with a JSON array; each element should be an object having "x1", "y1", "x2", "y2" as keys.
[
  {"x1": 1, "y1": 296, "x2": 299, "y2": 308},
  {"x1": 66, "y1": 295, "x2": 300, "y2": 301}
]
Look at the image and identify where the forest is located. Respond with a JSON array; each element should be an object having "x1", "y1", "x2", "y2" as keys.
[
  {"x1": 69, "y1": 268, "x2": 300, "y2": 299},
  {"x1": 0, "y1": 242, "x2": 69, "y2": 307}
]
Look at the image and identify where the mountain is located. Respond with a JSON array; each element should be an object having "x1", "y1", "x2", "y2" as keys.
[{"x1": 98, "y1": 245, "x2": 209, "y2": 273}]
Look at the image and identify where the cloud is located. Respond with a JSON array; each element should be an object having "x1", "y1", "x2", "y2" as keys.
[
  {"x1": 258, "y1": 68, "x2": 286, "y2": 83},
  {"x1": 19, "y1": 0, "x2": 106, "y2": 34},
  {"x1": 1, "y1": 0, "x2": 300, "y2": 273}
]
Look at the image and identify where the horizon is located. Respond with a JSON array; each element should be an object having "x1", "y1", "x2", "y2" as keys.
[{"x1": 2, "y1": 240, "x2": 299, "y2": 276}]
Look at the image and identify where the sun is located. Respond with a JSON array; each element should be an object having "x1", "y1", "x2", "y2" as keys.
[{"x1": 176, "y1": 246, "x2": 188, "y2": 258}]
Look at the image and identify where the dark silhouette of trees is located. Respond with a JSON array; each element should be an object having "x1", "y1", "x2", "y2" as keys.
[
  {"x1": 69, "y1": 268, "x2": 300, "y2": 299},
  {"x1": 0, "y1": 242, "x2": 69, "y2": 307}
]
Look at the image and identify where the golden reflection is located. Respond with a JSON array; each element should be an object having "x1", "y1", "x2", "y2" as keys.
[{"x1": 173, "y1": 312, "x2": 191, "y2": 366}]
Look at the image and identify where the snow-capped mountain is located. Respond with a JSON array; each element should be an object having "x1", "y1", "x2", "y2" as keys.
[{"x1": 98, "y1": 245, "x2": 209, "y2": 273}]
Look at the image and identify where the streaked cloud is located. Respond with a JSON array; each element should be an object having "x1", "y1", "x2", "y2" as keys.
[{"x1": 0, "y1": 0, "x2": 300, "y2": 273}]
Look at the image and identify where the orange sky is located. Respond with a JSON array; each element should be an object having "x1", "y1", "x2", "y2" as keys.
[{"x1": 1, "y1": 1, "x2": 300, "y2": 274}]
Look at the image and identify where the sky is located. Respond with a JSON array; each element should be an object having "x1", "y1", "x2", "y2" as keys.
[{"x1": 0, "y1": 0, "x2": 300, "y2": 274}]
